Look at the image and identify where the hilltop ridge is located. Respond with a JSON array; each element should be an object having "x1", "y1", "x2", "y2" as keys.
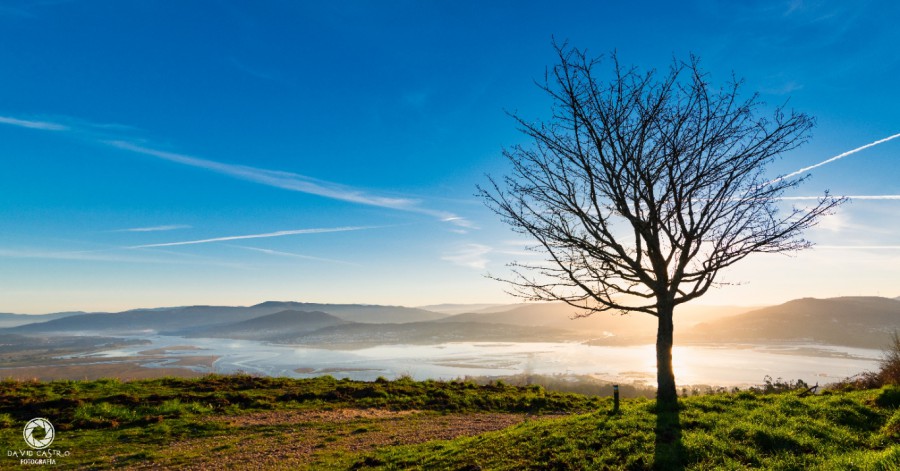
[
  {"x1": 684, "y1": 296, "x2": 900, "y2": 348},
  {"x1": 2, "y1": 296, "x2": 899, "y2": 348}
]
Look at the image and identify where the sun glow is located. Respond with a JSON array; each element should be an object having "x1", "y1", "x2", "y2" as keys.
[{"x1": 671, "y1": 346, "x2": 698, "y2": 385}]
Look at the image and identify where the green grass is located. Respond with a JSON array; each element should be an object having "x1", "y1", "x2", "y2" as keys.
[
  {"x1": 0, "y1": 374, "x2": 601, "y2": 423},
  {"x1": 350, "y1": 388, "x2": 900, "y2": 470},
  {"x1": 0, "y1": 374, "x2": 599, "y2": 469},
  {"x1": 0, "y1": 374, "x2": 897, "y2": 469}
]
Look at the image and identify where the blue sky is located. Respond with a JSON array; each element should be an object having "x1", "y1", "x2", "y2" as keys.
[{"x1": 1, "y1": 0, "x2": 898, "y2": 313}]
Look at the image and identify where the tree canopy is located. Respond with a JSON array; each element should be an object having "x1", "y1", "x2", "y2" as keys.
[{"x1": 480, "y1": 44, "x2": 844, "y2": 406}]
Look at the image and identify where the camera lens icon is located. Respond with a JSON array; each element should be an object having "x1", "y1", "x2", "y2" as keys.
[{"x1": 23, "y1": 418, "x2": 55, "y2": 449}]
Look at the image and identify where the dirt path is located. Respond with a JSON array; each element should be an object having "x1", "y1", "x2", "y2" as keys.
[{"x1": 124, "y1": 408, "x2": 551, "y2": 470}]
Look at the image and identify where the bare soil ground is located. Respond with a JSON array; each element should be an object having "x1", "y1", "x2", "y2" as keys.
[
  {"x1": 0, "y1": 356, "x2": 216, "y2": 381},
  {"x1": 122, "y1": 408, "x2": 557, "y2": 470}
]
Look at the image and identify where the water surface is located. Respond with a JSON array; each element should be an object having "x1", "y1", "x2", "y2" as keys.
[{"x1": 87, "y1": 336, "x2": 881, "y2": 387}]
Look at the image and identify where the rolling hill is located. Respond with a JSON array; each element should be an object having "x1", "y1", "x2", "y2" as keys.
[
  {"x1": 182, "y1": 310, "x2": 349, "y2": 340},
  {"x1": 251, "y1": 302, "x2": 447, "y2": 323},
  {"x1": 7, "y1": 305, "x2": 278, "y2": 334},
  {"x1": 4, "y1": 297, "x2": 899, "y2": 349},
  {"x1": 179, "y1": 309, "x2": 575, "y2": 346},
  {"x1": 0, "y1": 311, "x2": 82, "y2": 328},
  {"x1": 438, "y1": 302, "x2": 752, "y2": 343},
  {"x1": 270, "y1": 321, "x2": 576, "y2": 347},
  {"x1": 415, "y1": 303, "x2": 507, "y2": 315},
  {"x1": 4, "y1": 301, "x2": 447, "y2": 335},
  {"x1": 683, "y1": 296, "x2": 900, "y2": 348}
]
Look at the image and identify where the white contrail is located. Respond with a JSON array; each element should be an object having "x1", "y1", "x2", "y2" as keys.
[
  {"x1": 0, "y1": 247, "x2": 246, "y2": 267},
  {"x1": 113, "y1": 225, "x2": 192, "y2": 232},
  {"x1": 234, "y1": 246, "x2": 359, "y2": 266},
  {"x1": 130, "y1": 226, "x2": 374, "y2": 249},
  {"x1": 0, "y1": 113, "x2": 474, "y2": 228},
  {"x1": 777, "y1": 132, "x2": 900, "y2": 182},
  {"x1": 105, "y1": 140, "x2": 472, "y2": 227},
  {"x1": 0, "y1": 115, "x2": 69, "y2": 131}
]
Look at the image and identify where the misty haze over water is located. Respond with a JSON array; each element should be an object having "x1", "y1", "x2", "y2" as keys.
[
  {"x1": 5, "y1": 297, "x2": 898, "y2": 386},
  {"x1": 85, "y1": 335, "x2": 880, "y2": 388}
]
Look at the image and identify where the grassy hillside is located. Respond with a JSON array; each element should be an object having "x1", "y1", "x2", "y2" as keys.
[
  {"x1": 367, "y1": 388, "x2": 900, "y2": 470},
  {"x1": 0, "y1": 375, "x2": 897, "y2": 469}
]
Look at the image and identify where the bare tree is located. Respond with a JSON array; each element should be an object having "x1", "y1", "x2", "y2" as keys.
[{"x1": 479, "y1": 44, "x2": 844, "y2": 408}]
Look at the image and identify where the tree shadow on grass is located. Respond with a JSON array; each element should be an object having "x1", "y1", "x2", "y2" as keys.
[{"x1": 653, "y1": 404, "x2": 686, "y2": 470}]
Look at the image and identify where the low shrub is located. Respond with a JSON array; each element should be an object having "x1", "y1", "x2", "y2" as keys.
[
  {"x1": 829, "y1": 330, "x2": 900, "y2": 391},
  {"x1": 878, "y1": 331, "x2": 900, "y2": 385},
  {"x1": 748, "y1": 375, "x2": 813, "y2": 394}
]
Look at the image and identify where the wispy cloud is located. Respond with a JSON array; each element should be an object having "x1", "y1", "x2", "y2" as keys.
[
  {"x1": 493, "y1": 239, "x2": 544, "y2": 258},
  {"x1": 442, "y1": 243, "x2": 492, "y2": 269},
  {"x1": 1, "y1": 113, "x2": 472, "y2": 228},
  {"x1": 113, "y1": 225, "x2": 192, "y2": 233},
  {"x1": 441, "y1": 216, "x2": 477, "y2": 231},
  {"x1": 0, "y1": 247, "x2": 140, "y2": 262},
  {"x1": 106, "y1": 140, "x2": 416, "y2": 207},
  {"x1": 777, "y1": 132, "x2": 900, "y2": 182},
  {"x1": 814, "y1": 245, "x2": 900, "y2": 250},
  {"x1": 130, "y1": 226, "x2": 375, "y2": 249},
  {"x1": 0, "y1": 5, "x2": 34, "y2": 18},
  {"x1": 0, "y1": 115, "x2": 69, "y2": 131},
  {"x1": 778, "y1": 195, "x2": 900, "y2": 201},
  {"x1": 104, "y1": 140, "x2": 470, "y2": 226},
  {"x1": 0, "y1": 0, "x2": 74, "y2": 19},
  {"x1": 761, "y1": 80, "x2": 803, "y2": 95},
  {"x1": 0, "y1": 247, "x2": 245, "y2": 268},
  {"x1": 227, "y1": 57, "x2": 283, "y2": 82},
  {"x1": 233, "y1": 245, "x2": 359, "y2": 266}
]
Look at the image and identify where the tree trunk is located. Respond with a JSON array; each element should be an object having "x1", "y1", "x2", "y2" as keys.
[{"x1": 656, "y1": 302, "x2": 678, "y2": 409}]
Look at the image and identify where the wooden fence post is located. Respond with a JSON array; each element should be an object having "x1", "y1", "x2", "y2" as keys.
[{"x1": 613, "y1": 384, "x2": 619, "y2": 413}]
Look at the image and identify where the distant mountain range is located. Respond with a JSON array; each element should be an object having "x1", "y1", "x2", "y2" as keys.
[
  {"x1": 185, "y1": 310, "x2": 349, "y2": 341},
  {"x1": 5, "y1": 301, "x2": 444, "y2": 335},
  {"x1": 265, "y1": 320, "x2": 574, "y2": 347},
  {"x1": 2, "y1": 296, "x2": 899, "y2": 349},
  {"x1": 437, "y1": 303, "x2": 754, "y2": 343},
  {"x1": 415, "y1": 303, "x2": 507, "y2": 315},
  {"x1": 180, "y1": 308, "x2": 572, "y2": 346},
  {"x1": 683, "y1": 296, "x2": 900, "y2": 348},
  {"x1": 248, "y1": 302, "x2": 446, "y2": 324},
  {"x1": 0, "y1": 311, "x2": 83, "y2": 328}
]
